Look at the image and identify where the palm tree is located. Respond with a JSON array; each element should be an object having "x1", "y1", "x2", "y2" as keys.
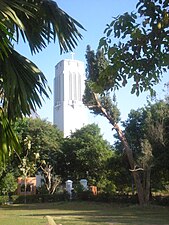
[{"x1": 0, "y1": 0, "x2": 84, "y2": 162}]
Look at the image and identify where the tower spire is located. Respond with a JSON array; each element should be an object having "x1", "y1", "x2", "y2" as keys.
[{"x1": 70, "y1": 52, "x2": 75, "y2": 60}]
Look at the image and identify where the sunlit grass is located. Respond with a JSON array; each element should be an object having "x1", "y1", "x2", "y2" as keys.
[{"x1": 0, "y1": 201, "x2": 169, "y2": 225}]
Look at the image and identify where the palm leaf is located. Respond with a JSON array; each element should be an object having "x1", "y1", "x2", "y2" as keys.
[
  {"x1": 0, "y1": 48, "x2": 50, "y2": 120},
  {"x1": 0, "y1": 0, "x2": 85, "y2": 54},
  {"x1": 0, "y1": 108, "x2": 21, "y2": 162},
  {"x1": 0, "y1": 21, "x2": 13, "y2": 60}
]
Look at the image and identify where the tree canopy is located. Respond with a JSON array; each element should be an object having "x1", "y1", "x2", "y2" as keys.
[
  {"x1": 13, "y1": 117, "x2": 63, "y2": 170},
  {"x1": 122, "y1": 100, "x2": 169, "y2": 189},
  {"x1": 56, "y1": 124, "x2": 113, "y2": 186},
  {"x1": 97, "y1": 0, "x2": 169, "y2": 95}
]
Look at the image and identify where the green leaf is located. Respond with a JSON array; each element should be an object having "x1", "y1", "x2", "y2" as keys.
[
  {"x1": 106, "y1": 29, "x2": 112, "y2": 37},
  {"x1": 0, "y1": 108, "x2": 21, "y2": 163}
]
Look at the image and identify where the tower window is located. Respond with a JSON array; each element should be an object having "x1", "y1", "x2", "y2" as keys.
[
  {"x1": 78, "y1": 73, "x2": 81, "y2": 101},
  {"x1": 73, "y1": 72, "x2": 77, "y2": 100},
  {"x1": 69, "y1": 72, "x2": 72, "y2": 100}
]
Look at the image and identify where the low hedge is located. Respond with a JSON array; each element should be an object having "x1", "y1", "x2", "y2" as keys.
[
  {"x1": 151, "y1": 195, "x2": 169, "y2": 206},
  {"x1": 0, "y1": 193, "x2": 168, "y2": 205},
  {"x1": 95, "y1": 193, "x2": 169, "y2": 205},
  {"x1": 0, "y1": 193, "x2": 66, "y2": 204},
  {"x1": 0, "y1": 195, "x2": 18, "y2": 205}
]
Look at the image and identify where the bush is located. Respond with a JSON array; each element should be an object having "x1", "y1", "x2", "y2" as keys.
[
  {"x1": 13, "y1": 193, "x2": 66, "y2": 203},
  {"x1": 95, "y1": 193, "x2": 139, "y2": 204},
  {"x1": 76, "y1": 190, "x2": 94, "y2": 201},
  {"x1": 0, "y1": 173, "x2": 17, "y2": 196},
  {"x1": 0, "y1": 195, "x2": 18, "y2": 205},
  {"x1": 73, "y1": 183, "x2": 95, "y2": 201},
  {"x1": 0, "y1": 195, "x2": 9, "y2": 205},
  {"x1": 152, "y1": 195, "x2": 169, "y2": 206}
]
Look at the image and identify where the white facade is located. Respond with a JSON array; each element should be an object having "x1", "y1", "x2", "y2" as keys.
[{"x1": 53, "y1": 59, "x2": 88, "y2": 137}]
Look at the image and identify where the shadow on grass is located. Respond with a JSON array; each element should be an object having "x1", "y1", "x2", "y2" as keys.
[{"x1": 1, "y1": 202, "x2": 169, "y2": 225}]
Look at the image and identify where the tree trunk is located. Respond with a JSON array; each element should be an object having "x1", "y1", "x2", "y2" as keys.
[
  {"x1": 113, "y1": 123, "x2": 145, "y2": 205},
  {"x1": 51, "y1": 176, "x2": 61, "y2": 195},
  {"x1": 24, "y1": 177, "x2": 27, "y2": 204},
  {"x1": 41, "y1": 165, "x2": 53, "y2": 194},
  {"x1": 143, "y1": 166, "x2": 151, "y2": 204},
  {"x1": 92, "y1": 92, "x2": 146, "y2": 205},
  {"x1": 132, "y1": 172, "x2": 145, "y2": 205}
]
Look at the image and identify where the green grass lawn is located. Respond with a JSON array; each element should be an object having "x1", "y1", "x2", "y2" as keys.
[{"x1": 0, "y1": 201, "x2": 169, "y2": 225}]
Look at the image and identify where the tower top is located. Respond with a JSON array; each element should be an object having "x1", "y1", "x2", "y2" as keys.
[{"x1": 70, "y1": 52, "x2": 75, "y2": 60}]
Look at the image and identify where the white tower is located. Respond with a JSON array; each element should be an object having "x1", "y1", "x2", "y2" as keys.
[{"x1": 53, "y1": 58, "x2": 88, "y2": 137}]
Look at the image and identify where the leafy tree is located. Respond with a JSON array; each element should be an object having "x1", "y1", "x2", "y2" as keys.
[
  {"x1": 122, "y1": 100, "x2": 169, "y2": 192},
  {"x1": 0, "y1": 0, "x2": 84, "y2": 162},
  {"x1": 11, "y1": 118, "x2": 63, "y2": 177},
  {"x1": 56, "y1": 124, "x2": 113, "y2": 189},
  {"x1": 12, "y1": 117, "x2": 64, "y2": 194},
  {"x1": 98, "y1": 0, "x2": 169, "y2": 95},
  {"x1": 84, "y1": 0, "x2": 169, "y2": 205},
  {"x1": 14, "y1": 136, "x2": 38, "y2": 203},
  {"x1": 84, "y1": 46, "x2": 150, "y2": 205},
  {"x1": 0, "y1": 172, "x2": 17, "y2": 196}
]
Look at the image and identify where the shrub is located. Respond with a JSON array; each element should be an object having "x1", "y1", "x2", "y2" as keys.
[{"x1": 152, "y1": 195, "x2": 169, "y2": 206}]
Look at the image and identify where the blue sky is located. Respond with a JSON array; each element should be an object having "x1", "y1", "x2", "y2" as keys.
[{"x1": 16, "y1": 0, "x2": 168, "y2": 144}]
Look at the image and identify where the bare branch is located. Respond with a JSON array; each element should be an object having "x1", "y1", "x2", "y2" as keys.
[{"x1": 129, "y1": 166, "x2": 144, "y2": 172}]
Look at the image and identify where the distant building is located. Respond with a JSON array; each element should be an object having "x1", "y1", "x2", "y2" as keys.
[
  {"x1": 53, "y1": 59, "x2": 88, "y2": 137},
  {"x1": 17, "y1": 177, "x2": 36, "y2": 195},
  {"x1": 17, "y1": 174, "x2": 44, "y2": 196}
]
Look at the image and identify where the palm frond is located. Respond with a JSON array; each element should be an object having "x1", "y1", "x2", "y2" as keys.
[
  {"x1": 0, "y1": 21, "x2": 13, "y2": 60},
  {"x1": 0, "y1": 108, "x2": 21, "y2": 162},
  {"x1": 0, "y1": 0, "x2": 85, "y2": 54},
  {"x1": 0, "y1": 48, "x2": 50, "y2": 120}
]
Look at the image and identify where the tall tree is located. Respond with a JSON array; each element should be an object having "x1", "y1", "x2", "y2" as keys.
[
  {"x1": 84, "y1": 46, "x2": 148, "y2": 205},
  {"x1": 0, "y1": 0, "x2": 84, "y2": 162},
  {"x1": 84, "y1": 0, "x2": 169, "y2": 205}
]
